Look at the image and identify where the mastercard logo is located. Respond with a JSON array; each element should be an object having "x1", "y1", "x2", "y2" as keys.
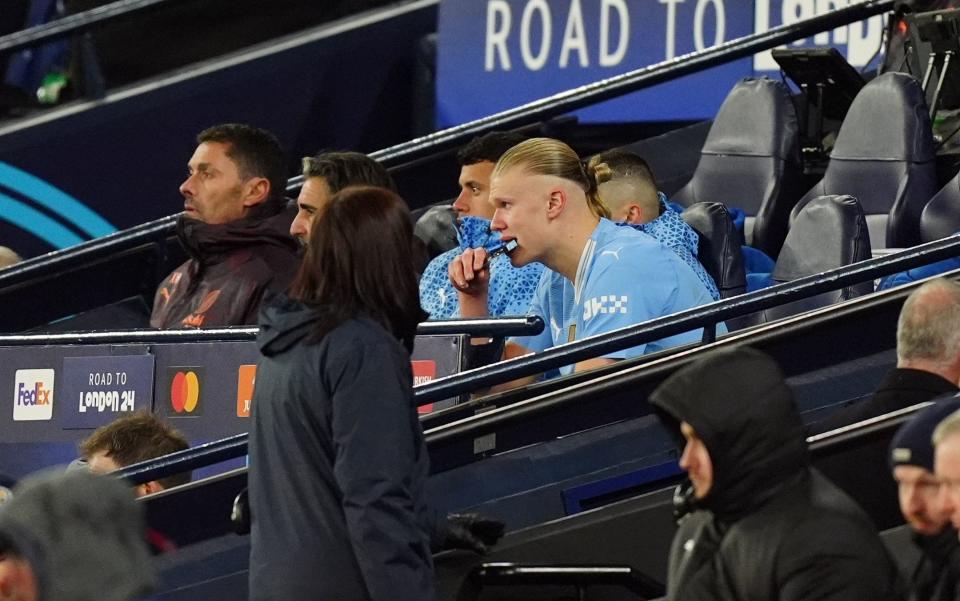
[{"x1": 170, "y1": 370, "x2": 201, "y2": 414}]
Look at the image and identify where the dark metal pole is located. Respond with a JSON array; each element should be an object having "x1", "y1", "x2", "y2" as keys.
[
  {"x1": 0, "y1": 316, "x2": 544, "y2": 346},
  {"x1": 285, "y1": 0, "x2": 895, "y2": 190},
  {"x1": 0, "y1": 0, "x2": 192, "y2": 57},
  {"x1": 414, "y1": 234, "x2": 960, "y2": 404}
]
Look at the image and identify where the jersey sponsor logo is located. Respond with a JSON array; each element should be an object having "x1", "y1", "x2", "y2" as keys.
[
  {"x1": 169, "y1": 368, "x2": 203, "y2": 415},
  {"x1": 13, "y1": 369, "x2": 54, "y2": 421},
  {"x1": 583, "y1": 295, "x2": 629, "y2": 320},
  {"x1": 236, "y1": 365, "x2": 256, "y2": 418}
]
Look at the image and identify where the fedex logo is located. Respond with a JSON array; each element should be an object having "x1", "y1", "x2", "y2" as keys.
[
  {"x1": 583, "y1": 295, "x2": 628, "y2": 320},
  {"x1": 13, "y1": 369, "x2": 54, "y2": 421}
]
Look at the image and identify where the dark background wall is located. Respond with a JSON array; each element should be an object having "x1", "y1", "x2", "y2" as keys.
[{"x1": 0, "y1": 1, "x2": 438, "y2": 259}]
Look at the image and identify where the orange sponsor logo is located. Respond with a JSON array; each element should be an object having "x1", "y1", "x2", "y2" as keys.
[
  {"x1": 236, "y1": 365, "x2": 256, "y2": 418},
  {"x1": 412, "y1": 361, "x2": 436, "y2": 415},
  {"x1": 181, "y1": 290, "x2": 221, "y2": 328}
]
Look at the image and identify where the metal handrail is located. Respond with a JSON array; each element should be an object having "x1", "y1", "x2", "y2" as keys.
[
  {"x1": 292, "y1": 0, "x2": 896, "y2": 183},
  {"x1": 0, "y1": 1, "x2": 897, "y2": 290},
  {"x1": 118, "y1": 371, "x2": 930, "y2": 486},
  {"x1": 414, "y1": 235, "x2": 960, "y2": 404},
  {"x1": 115, "y1": 239, "x2": 960, "y2": 485},
  {"x1": 0, "y1": 315, "x2": 543, "y2": 346},
  {"x1": 0, "y1": 213, "x2": 177, "y2": 290},
  {"x1": 0, "y1": 0, "x2": 191, "y2": 56}
]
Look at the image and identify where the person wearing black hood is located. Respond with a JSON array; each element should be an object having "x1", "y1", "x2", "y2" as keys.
[
  {"x1": 247, "y1": 186, "x2": 503, "y2": 601},
  {"x1": 650, "y1": 346, "x2": 902, "y2": 601},
  {"x1": 150, "y1": 123, "x2": 298, "y2": 329},
  {"x1": 890, "y1": 399, "x2": 960, "y2": 601}
]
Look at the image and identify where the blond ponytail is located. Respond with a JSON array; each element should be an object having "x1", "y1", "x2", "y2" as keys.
[{"x1": 584, "y1": 160, "x2": 612, "y2": 219}]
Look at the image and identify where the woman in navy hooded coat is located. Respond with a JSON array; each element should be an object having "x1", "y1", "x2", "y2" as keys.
[{"x1": 247, "y1": 185, "x2": 435, "y2": 601}]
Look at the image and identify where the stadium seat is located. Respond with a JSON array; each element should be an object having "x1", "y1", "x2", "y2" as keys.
[
  {"x1": 673, "y1": 77, "x2": 804, "y2": 259},
  {"x1": 918, "y1": 171, "x2": 960, "y2": 243},
  {"x1": 791, "y1": 73, "x2": 937, "y2": 250},
  {"x1": 762, "y1": 195, "x2": 873, "y2": 322},
  {"x1": 413, "y1": 203, "x2": 458, "y2": 259},
  {"x1": 680, "y1": 202, "x2": 746, "y2": 299}
]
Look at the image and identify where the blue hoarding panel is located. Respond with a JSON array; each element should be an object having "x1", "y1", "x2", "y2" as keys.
[
  {"x1": 60, "y1": 354, "x2": 155, "y2": 429},
  {"x1": 436, "y1": 0, "x2": 888, "y2": 126}
]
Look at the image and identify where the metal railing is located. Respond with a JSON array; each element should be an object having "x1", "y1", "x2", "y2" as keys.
[
  {"x1": 0, "y1": 0, "x2": 193, "y2": 57},
  {"x1": 296, "y1": 0, "x2": 896, "y2": 181},
  {"x1": 0, "y1": 315, "x2": 543, "y2": 346},
  {"x1": 114, "y1": 236, "x2": 960, "y2": 485},
  {"x1": 0, "y1": 0, "x2": 897, "y2": 296},
  {"x1": 415, "y1": 235, "x2": 960, "y2": 403},
  {"x1": 119, "y1": 376, "x2": 931, "y2": 487}
]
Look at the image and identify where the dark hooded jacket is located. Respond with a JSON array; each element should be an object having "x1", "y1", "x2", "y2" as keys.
[
  {"x1": 907, "y1": 528, "x2": 960, "y2": 601},
  {"x1": 150, "y1": 201, "x2": 298, "y2": 329},
  {"x1": 247, "y1": 295, "x2": 436, "y2": 601},
  {"x1": 649, "y1": 347, "x2": 902, "y2": 601}
]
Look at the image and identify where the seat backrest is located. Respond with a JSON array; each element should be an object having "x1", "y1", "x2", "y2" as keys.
[
  {"x1": 920, "y1": 171, "x2": 960, "y2": 243},
  {"x1": 680, "y1": 202, "x2": 746, "y2": 299},
  {"x1": 792, "y1": 73, "x2": 937, "y2": 249},
  {"x1": 763, "y1": 195, "x2": 873, "y2": 322},
  {"x1": 673, "y1": 77, "x2": 804, "y2": 259},
  {"x1": 413, "y1": 203, "x2": 458, "y2": 259}
]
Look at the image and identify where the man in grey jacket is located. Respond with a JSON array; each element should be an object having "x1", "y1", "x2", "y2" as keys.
[{"x1": 0, "y1": 469, "x2": 154, "y2": 601}]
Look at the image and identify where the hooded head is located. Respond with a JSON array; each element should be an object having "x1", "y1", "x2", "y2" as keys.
[
  {"x1": 649, "y1": 347, "x2": 808, "y2": 522},
  {"x1": 0, "y1": 469, "x2": 154, "y2": 601}
]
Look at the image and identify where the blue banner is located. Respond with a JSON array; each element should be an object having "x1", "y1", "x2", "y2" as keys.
[
  {"x1": 60, "y1": 355, "x2": 155, "y2": 430},
  {"x1": 436, "y1": 0, "x2": 888, "y2": 126}
]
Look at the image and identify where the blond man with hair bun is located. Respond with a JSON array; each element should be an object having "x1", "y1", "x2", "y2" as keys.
[{"x1": 450, "y1": 138, "x2": 718, "y2": 382}]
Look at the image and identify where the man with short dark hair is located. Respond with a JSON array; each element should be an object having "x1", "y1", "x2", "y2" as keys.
[
  {"x1": 651, "y1": 347, "x2": 901, "y2": 601},
  {"x1": 150, "y1": 123, "x2": 299, "y2": 329},
  {"x1": 419, "y1": 131, "x2": 544, "y2": 319},
  {"x1": 79, "y1": 412, "x2": 190, "y2": 496},
  {"x1": 589, "y1": 150, "x2": 719, "y2": 300},
  {"x1": 289, "y1": 151, "x2": 397, "y2": 243}
]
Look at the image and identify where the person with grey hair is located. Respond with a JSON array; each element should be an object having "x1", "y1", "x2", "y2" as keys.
[
  {"x1": 0, "y1": 469, "x2": 154, "y2": 601},
  {"x1": 934, "y1": 410, "x2": 960, "y2": 550},
  {"x1": 810, "y1": 278, "x2": 960, "y2": 434}
]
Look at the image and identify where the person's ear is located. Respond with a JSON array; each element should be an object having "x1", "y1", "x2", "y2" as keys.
[
  {"x1": 141, "y1": 481, "x2": 164, "y2": 496},
  {"x1": 627, "y1": 205, "x2": 642, "y2": 224},
  {"x1": 242, "y1": 177, "x2": 270, "y2": 207},
  {"x1": 546, "y1": 188, "x2": 565, "y2": 219},
  {"x1": 0, "y1": 561, "x2": 12, "y2": 601},
  {"x1": 0, "y1": 557, "x2": 33, "y2": 601}
]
